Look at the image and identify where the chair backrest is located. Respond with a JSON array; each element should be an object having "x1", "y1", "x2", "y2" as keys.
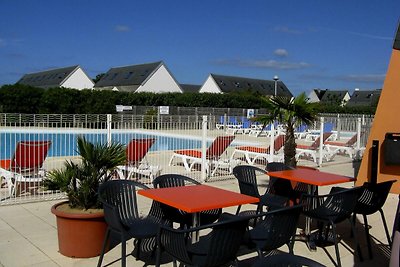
[
  {"x1": 158, "y1": 213, "x2": 249, "y2": 267},
  {"x1": 233, "y1": 165, "x2": 265, "y2": 199},
  {"x1": 252, "y1": 253, "x2": 326, "y2": 267},
  {"x1": 126, "y1": 138, "x2": 155, "y2": 165},
  {"x1": 266, "y1": 162, "x2": 295, "y2": 198},
  {"x1": 274, "y1": 134, "x2": 286, "y2": 151},
  {"x1": 153, "y1": 174, "x2": 200, "y2": 188},
  {"x1": 354, "y1": 180, "x2": 396, "y2": 214},
  {"x1": 229, "y1": 116, "x2": 238, "y2": 125},
  {"x1": 249, "y1": 205, "x2": 303, "y2": 252},
  {"x1": 98, "y1": 180, "x2": 146, "y2": 229},
  {"x1": 323, "y1": 122, "x2": 334, "y2": 133},
  {"x1": 242, "y1": 118, "x2": 251, "y2": 128},
  {"x1": 344, "y1": 131, "x2": 365, "y2": 147},
  {"x1": 309, "y1": 132, "x2": 332, "y2": 150},
  {"x1": 296, "y1": 124, "x2": 308, "y2": 133},
  {"x1": 311, "y1": 187, "x2": 363, "y2": 223},
  {"x1": 10, "y1": 140, "x2": 52, "y2": 173},
  {"x1": 206, "y1": 135, "x2": 235, "y2": 159}
]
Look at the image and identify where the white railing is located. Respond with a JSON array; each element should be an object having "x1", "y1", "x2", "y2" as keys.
[{"x1": 0, "y1": 113, "x2": 372, "y2": 205}]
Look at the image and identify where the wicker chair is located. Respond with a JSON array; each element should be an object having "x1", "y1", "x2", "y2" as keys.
[
  {"x1": 353, "y1": 180, "x2": 396, "y2": 258},
  {"x1": 97, "y1": 180, "x2": 162, "y2": 267},
  {"x1": 156, "y1": 213, "x2": 250, "y2": 267},
  {"x1": 245, "y1": 205, "x2": 303, "y2": 258},
  {"x1": 232, "y1": 165, "x2": 289, "y2": 214},
  {"x1": 300, "y1": 186, "x2": 364, "y2": 267}
]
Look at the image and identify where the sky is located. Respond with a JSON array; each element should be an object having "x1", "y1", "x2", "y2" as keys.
[{"x1": 0, "y1": 0, "x2": 399, "y2": 95}]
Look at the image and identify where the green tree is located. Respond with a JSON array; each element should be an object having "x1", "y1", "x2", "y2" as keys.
[{"x1": 253, "y1": 93, "x2": 318, "y2": 167}]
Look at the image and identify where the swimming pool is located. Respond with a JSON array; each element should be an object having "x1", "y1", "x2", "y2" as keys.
[{"x1": 0, "y1": 131, "x2": 205, "y2": 159}]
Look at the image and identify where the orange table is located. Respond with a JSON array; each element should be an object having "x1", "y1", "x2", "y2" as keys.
[
  {"x1": 138, "y1": 184, "x2": 258, "y2": 241},
  {"x1": 268, "y1": 168, "x2": 356, "y2": 250},
  {"x1": 267, "y1": 169, "x2": 355, "y2": 187}
]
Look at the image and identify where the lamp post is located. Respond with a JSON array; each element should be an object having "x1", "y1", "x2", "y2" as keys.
[{"x1": 273, "y1": 75, "x2": 279, "y2": 96}]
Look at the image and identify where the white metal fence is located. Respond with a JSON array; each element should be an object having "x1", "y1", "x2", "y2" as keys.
[{"x1": 0, "y1": 113, "x2": 373, "y2": 205}]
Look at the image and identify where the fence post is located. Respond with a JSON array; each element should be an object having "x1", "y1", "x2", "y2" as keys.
[
  {"x1": 201, "y1": 115, "x2": 208, "y2": 183},
  {"x1": 107, "y1": 114, "x2": 112, "y2": 146},
  {"x1": 269, "y1": 123, "x2": 275, "y2": 161},
  {"x1": 318, "y1": 117, "x2": 324, "y2": 167},
  {"x1": 337, "y1": 114, "x2": 341, "y2": 140},
  {"x1": 356, "y1": 117, "x2": 362, "y2": 150}
]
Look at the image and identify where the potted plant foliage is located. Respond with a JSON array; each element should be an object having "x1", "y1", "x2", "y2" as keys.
[
  {"x1": 253, "y1": 93, "x2": 318, "y2": 168},
  {"x1": 45, "y1": 136, "x2": 126, "y2": 258}
]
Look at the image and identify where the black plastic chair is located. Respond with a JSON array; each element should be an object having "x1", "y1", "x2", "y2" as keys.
[
  {"x1": 252, "y1": 253, "x2": 326, "y2": 267},
  {"x1": 300, "y1": 186, "x2": 364, "y2": 267},
  {"x1": 233, "y1": 165, "x2": 289, "y2": 214},
  {"x1": 156, "y1": 213, "x2": 250, "y2": 267},
  {"x1": 266, "y1": 162, "x2": 310, "y2": 204},
  {"x1": 97, "y1": 180, "x2": 161, "y2": 267},
  {"x1": 245, "y1": 205, "x2": 303, "y2": 258},
  {"x1": 152, "y1": 174, "x2": 222, "y2": 228},
  {"x1": 353, "y1": 180, "x2": 396, "y2": 259}
]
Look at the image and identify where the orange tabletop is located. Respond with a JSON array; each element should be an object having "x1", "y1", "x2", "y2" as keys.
[
  {"x1": 138, "y1": 184, "x2": 259, "y2": 213},
  {"x1": 268, "y1": 169, "x2": 355, "y2": 186}
]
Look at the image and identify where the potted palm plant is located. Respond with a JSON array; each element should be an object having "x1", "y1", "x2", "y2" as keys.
[
  {"x1": 45, "y1": 136, "x2": 126, "y2": 258},
  {"x1": 254, "y1": 92, "x2": 318, "y2": 167}
]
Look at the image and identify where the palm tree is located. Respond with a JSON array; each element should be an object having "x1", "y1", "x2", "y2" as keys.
[
  {"x1": 44, "y1": 136, "x2": 126, "y2": 209},
  {"x1": 253, "y1": 92, "x2": 318, "y2": 167}
]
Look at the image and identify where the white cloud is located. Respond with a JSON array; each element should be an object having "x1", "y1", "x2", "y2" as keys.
[
  {"x1": 215, "y1": 59, "x2": 310, "y2": 70},
  {"x1": 273, "y1": 26, "x2": 302, "y2": 35},
  {"x1": 274, "y1": 48, "x2": 288, "y2": 57},
  {"x1": 115, "y1": 25, "x2": 131, "y2": 32}
]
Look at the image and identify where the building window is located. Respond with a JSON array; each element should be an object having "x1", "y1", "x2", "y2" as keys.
[
  {"x1": 125, "y1": 72, "x2": 133, "y2": 79},
  {"x1": 110, "y1": 73, "x2": 118, "y2": 80}
]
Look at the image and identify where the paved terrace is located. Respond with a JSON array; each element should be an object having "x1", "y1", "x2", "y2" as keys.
[{"x1": 0, "y1": 159, "x2": 397, "y2": 266}]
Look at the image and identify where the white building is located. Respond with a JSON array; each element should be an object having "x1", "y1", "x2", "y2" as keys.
[
  {"x1": 17, "y1": 65, "x2": 94, "y2": 90},
  {"x1": 94, "y1": 61, "x2": 182, "y2": 93}
]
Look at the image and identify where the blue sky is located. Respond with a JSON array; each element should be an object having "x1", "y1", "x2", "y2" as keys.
[{"x1": 0, "y1": 0, "x2": 399, "y2": 95}]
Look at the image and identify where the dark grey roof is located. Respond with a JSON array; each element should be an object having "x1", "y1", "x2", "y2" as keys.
[
  {"x1": 17, "y1": 65, "x2": 79, "y2": 88},
  {"x1": 312, "y1": 89, "x2": 328, "y2": 100},
  {"x1": 394, "y1": 22, "x2": 400, "y2": 50},
  {"x1": 346, "y1": 89, "x2": 381, "y2": 106},
  {"x1": 319, "y1": 90, "x2": 349, "y2": 103},
  {"x1": 210, "y1": 74, "x2": 293, "y2": 97},
  {"x1": 94, "y1": 61, "x2": 162, "y2": 88},
  {"x1": 180, "y1": 84, "x2": 200, "y2": 93}
]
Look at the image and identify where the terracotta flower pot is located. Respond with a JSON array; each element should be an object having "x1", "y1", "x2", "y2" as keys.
[{"x1": 51, "y1": 201, "x2": 108, "y2": 258}]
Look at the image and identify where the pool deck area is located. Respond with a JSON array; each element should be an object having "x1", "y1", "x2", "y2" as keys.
[{"x1": 0, "y1": 159, "x2": 398, "y2": 266}]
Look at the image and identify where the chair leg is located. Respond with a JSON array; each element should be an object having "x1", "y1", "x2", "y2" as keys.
[
  {"x1": 136, "y1": 238, "x2": 142, "y2": 260},
  {"x1": 363, "y1": 215, "x2": 373, "y2": 259},
  {"x1": 256, "y1": 248, "x2": 263, "y2": 259},
  {"x1": 379, "y1": 209, "x2": 392, "y2": 247},
  {"x1": 350, "y1": 213, "x2": 356, "y2": 237},
  {"x1": 350, "y1": 217, "x2": 364, "y2": 262},
  {"x1": 121, "y1": 235, "x2": 126, "y2": 267},
  {"x1": 97, "y1": 228, "x2": 111, "y2": 267},
  {"x1": 235, "y1": 205, "x2": 242, "y2": 214},
  {"x1": 331, "y1": 223, "x2": 342, "y2": 267}
]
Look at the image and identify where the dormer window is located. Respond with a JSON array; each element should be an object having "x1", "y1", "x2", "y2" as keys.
[{"x1": 125, "y1": 72, "x2": 133, "y2": 79}]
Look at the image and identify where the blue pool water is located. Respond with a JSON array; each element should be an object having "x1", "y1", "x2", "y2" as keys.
[{"x1": 0, "y1": 132, "x2": 204, "y2": 159}]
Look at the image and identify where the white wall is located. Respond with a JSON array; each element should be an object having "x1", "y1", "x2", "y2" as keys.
[
  {"x1": 199, "y1": 75, "x2": 222, "y2": 93},
  {"x1": 136, "y1": 65, "x2": 182, "y2": 93},
  {"x1": 62, "y1": 68, "x2": 94, "y2": 90},
  {"x1": 307, "y1": 90, "x2": 320, "y2": 102}
]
